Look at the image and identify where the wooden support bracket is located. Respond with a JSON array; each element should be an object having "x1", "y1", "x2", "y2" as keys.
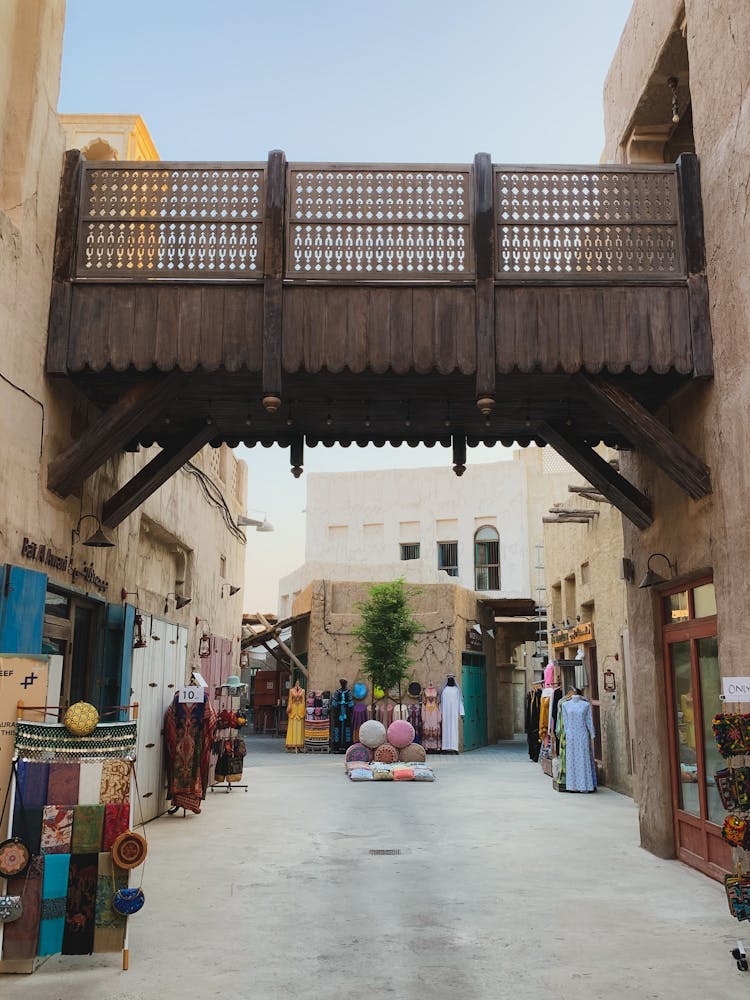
[
  {"x1": 573, "y1": 375, "x2": 711, "y2": 500},
  {"x1": 537, "y1": 421, "x2": 653, "y2": 530},
  {"x1": 101, "y1": 423, "x2": 217, "y2": 529},
  {"x1": 262, "y1": 150, "x2": 286, "y2": 411},
  {"x1": 47, "y1": 374, "x2": 187, "y2": 498}
]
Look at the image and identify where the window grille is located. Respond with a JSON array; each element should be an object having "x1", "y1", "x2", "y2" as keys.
[
  {"x1": 400, "y1": 542, "x2": 421, "y2": 561},
  {"x1": 474, "y1": 527, "x2": 500, "y2": 590},
  {"x1": 437, "y1": 541, "x2": 459, "y2": 577}
]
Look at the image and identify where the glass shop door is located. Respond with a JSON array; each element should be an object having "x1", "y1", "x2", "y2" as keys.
[{"x1": 662, "y1": 579, "x2": 731, "y2": 880}]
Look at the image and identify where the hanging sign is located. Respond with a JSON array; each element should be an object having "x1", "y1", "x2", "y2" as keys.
[
  {"x1": 465, "y1": 629, "x2": 483, "y2": 651},
  {"x1": 722, "y1": 677, "x2": 750, "y2": 702},
  {"x1": 550, "y1": 621, "x2": 595, "y2": 648},
  {"x1": 178, "y1": 685, "x2": 205, "y2": 704}
]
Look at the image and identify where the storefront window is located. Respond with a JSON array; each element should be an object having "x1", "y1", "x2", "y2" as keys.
[
  {"x1": 698, "y1": 637, "x2": 723, "y2": 823},
  {"x1": 670, "y1": 640, "x2": 699, "y2": 816},
  {"x1": 693, "y1": 583, "x2": 717, "y2": 619},
  {"x1": 45, "y1": 589, "x2": 70, "y2": 619},
  {"x1": 664, "y1": 591, "x2": 689, "y2": 624}
]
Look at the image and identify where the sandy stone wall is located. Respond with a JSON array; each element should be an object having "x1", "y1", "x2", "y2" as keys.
[{"x1": 602, "y1": 0, "x2": 750, "y2": 855}]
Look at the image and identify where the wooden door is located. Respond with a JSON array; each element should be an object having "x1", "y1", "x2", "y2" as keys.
[{"x1": 461, "y1": 654, "x2": 487, "y2": 751}]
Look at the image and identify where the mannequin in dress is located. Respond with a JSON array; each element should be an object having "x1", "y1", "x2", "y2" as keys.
[
  {"x1": 422, "y1": 680, "x2": 441, "y2": 752},
  {"x1": 331, "y1": 678, "x2": 354, "y2": 752},
  {"x1": 286, "y1": 680, "x2": 306, "y2": 752},
  {"x1": 440, "y1": 674, "x2": 465, "y2": 753}
]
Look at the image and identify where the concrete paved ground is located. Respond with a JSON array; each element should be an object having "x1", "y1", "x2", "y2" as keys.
[{"x1": 3, "y1": 738, "x2": 746, "y2": 999}]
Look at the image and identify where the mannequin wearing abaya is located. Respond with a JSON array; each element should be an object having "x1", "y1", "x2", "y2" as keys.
[{"x1": 440, "y1": 676, "x2": 465, "y2": 752}]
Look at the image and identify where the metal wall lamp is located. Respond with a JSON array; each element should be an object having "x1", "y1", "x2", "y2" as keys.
[
  {"x1": 638, "y1": 552, "x2": 677, "y2": 589},
  {"x1": 164, "y1": 592, "x2": 192, "y2": 613},
  {"x1": 71, "y1": 513, "x2": 115, "y2": 549},
  {"x1": 238, "y1": 513, "x2": 274, "y2": 532},
  {"x1": 221, "y1": 583, "x2": 241, "y2": 598}
]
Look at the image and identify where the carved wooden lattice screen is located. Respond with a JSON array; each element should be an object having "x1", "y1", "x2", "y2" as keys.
[
  {"x1": 494, "y1": 166, "x2": 684, "y2": 280},
  {"x1": 76, "y1": 163, "x2": 266, "y2": 278},
  {"x1": 286, "y1": 165, "x2": 473, "y2": 280}
]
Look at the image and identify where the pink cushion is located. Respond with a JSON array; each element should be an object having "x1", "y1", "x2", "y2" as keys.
[
  {"x1": 373, "y1": 742, "x2": 399, "y2": 764},
  {"x1": 387, "y1": 720, "x2": 415, "y2": 749}
]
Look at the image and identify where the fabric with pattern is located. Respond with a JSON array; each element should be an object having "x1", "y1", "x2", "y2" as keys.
[
  {"x1": 559, "y1": 695, "x2": 597, "y2": 792},
  {"x1": 351, "y1": 702, "x2": 368, "y2": 743},
  {"x1": 99, "y1": 759, "x2": 131, "y2": 805},
  {"x1": 47, "y1": 762, "x2": 79, "y2": 805},
  {"x1": 164, "y1": 694, "x2": 217, "y2": 813},
  {"x1": 422, "y1": 686, "x2": 441, "y2": 750},
  {"x1": 38, "y1": 852, "x2": 70, "y2": 956},
  {"x1": 102, "y1": 803, "x2": 130, "y2": 851},
  {"x1": 71, "y1": 805, "x2": 105, "y2": 853},
  {"x1": 331, "y1": 685, "x2": 354, "y2": 752},
  {"x1": 40, "y1": 805, "x2": 73, "y2": 855},
  {"x1": 1, "y1": 854, "x2": 44, "y2": 960},
  {"x1": 62, "y1": 853, "x2": 98, "y2": 955},
  {"x1": 93, "y1": 852, "x2": 127, "y2": 953},
  {"x1": 407, "y1": 703, "x2": 423, "y2": 744}
]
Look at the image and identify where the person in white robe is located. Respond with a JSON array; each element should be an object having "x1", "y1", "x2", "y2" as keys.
[{"x1": 440, "y1": 677, "x2": 465, "y2": 751}]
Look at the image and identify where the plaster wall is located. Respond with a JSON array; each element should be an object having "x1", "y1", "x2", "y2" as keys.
[
  {"x1": 543, "y1": 460, "x2": 634, "y2": 797},
  {"x1": 602, "y1": 0, "x2": 750, "y2": 856},
  {"x1": 0, "y1": 8, "x2": 247, "y2": 674}
]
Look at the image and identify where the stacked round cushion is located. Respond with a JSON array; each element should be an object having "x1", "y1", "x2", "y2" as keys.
[
  {"x1": 359, "y1": 720, "x2": 387, "y2": 749},
  {"x1": 345, "y1": 742, "x2": 373, "y2": 764},
  {"x1": 374, "y1": 743, "x2": 399, "y2": 764},
  {"x1": 387, "y1": 720, "x2": 415, "y2": 749},
  {"x1": 398, "y1": 742, "x2": 427, "y2": 764}
]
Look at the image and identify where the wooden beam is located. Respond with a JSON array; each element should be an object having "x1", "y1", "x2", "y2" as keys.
[
  {"x1": 537, "y1": 421, "x2": 653, "y2": 530},
  {"x1": 46, "y1": 150, "x2": 82, "y2": 374},
  {"x1": 47, "y1": 373, "x2": 186, "y2": 497},
  {"x1": 573, "y1": 375, "x2": 711, "y2": 499},
  {"x1": 676, "y1": 153, "x2": 713, "y2": 377},
  {"x1": 262, "y1": 150, "x2": 286, "y2": 410},
  {"x1": 543, "y1": 517, "x2": 593, "y2": 524},
  {"x1": 101, "y1": 423, "x2": 217, "y2": 529},
  {"x1": 473, "y1": 152, "x2": 496, "y2": 410},
  {"x1": 256, "y1": 612, "x2": 308, "y2": 681}
]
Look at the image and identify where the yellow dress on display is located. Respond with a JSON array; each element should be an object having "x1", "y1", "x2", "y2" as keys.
[{"x1": 286, "y1": 683, "x2": 306, "y2": 750}]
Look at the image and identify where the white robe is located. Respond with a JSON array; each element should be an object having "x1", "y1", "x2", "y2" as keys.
[{"x1": 440, "y1": 684, "x2": 465, "y2": 751}]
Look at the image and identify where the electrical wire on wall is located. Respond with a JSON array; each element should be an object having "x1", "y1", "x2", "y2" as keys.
[
  {"x1": 0, "y1": 370, "x2": 45, "y2": 458},
  {"x1": 182, "y1": 460, "x2": 247, "y2": 545}
]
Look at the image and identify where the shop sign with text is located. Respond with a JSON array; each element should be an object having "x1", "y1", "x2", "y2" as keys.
[{"x1": 20, "y1": 536, "x2": 109, "y2": 594}]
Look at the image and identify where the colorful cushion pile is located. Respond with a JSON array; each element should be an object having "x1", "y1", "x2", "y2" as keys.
[{"x1": 347, "y1": 719, "x2": 433, "y2": 782}]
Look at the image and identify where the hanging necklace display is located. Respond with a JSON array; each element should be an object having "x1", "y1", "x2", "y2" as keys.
[{"x1": 0, "y1": 760, "x2": 31, "y2": 879}]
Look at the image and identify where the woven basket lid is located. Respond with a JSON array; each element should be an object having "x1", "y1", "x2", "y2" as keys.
[{"x1": 112, "y1": 830, "x2": 148, "y2": 869}]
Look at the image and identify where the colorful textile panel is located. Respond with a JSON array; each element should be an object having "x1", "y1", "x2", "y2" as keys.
[
  {"x1": 712, "y1": 713, "x2": 750, "y2": 758},
  {"x1": 71, "y1": 805, "x2": 105, "y2": 853},
  {"x1": 47, "y1": 761, "x2": 80, "y2": 804},
  {"x1": 62, "y1": 853, "x2": 98, "y2": 955},
  {"x1": 38, "y1": 853, "x2": 70, "y2": 956},
  {"x1": 14, "y1": 721, "x2": 138, "y2": 760},
  {"x1": 721, "y1": 814, "x2": 750, "y2": 849},
  {"x1": 94, "y1": 852, "x2": 127, "y2": 953},
  {"x1": 99, "y1": 759, "x2": 131, "y2": 805},
  {"x1": 1, "y1": 855, "x2": 44, "y2": 961},
  {"x1": 40, "y1": 805, "x2": 74, "y2": 854},
  {"x1": 725, "y1": 873, "x2": 750, "y2": 922},
  {"x1": 715, "y1": 767, "x2": 750, "y2": 811}
]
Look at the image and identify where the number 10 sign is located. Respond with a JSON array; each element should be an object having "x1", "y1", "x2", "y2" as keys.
[{"x1": 178, "y1": 685, "x2": 205, "y2": 703}]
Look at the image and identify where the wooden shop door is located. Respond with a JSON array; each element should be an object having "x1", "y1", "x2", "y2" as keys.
[
  {"x1": 461, "y1": 653, "x2": 487, "y2": 751},
  {"x1": 662, "y1": 579, "x2": 731, "y2": 880}
]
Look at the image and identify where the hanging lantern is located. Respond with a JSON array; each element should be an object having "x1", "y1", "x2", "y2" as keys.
[
  {"x1": 133, "y1": 613, "x2": 147, "y2": 649},
  {"x1": 198, "y1": 633, "x2": 211, "y2": 658},
  {"x1": 239, "y1": 649, "x2": 249, "y2": 670}
]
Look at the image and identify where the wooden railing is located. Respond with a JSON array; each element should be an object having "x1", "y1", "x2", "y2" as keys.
[{"x1": 72, "y1": 154, "x2": 685, "y2": 284}]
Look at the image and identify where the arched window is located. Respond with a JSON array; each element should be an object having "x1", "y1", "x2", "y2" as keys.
[{"x1": 474, "y1": 526, "x2": 500, "y2": 591}]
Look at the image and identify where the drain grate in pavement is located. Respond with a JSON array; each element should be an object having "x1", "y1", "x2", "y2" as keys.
[{"x1": 369, "y1": 849, "x2": 401, "y2": 855}]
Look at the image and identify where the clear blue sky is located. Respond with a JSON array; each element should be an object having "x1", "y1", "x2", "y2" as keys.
[{"x1": 59, "y1": 0, "x2": 634, "y2": 612}]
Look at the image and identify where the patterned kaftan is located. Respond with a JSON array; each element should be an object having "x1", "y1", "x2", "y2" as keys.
[
  {"x1": 559, "y1": 695, "x2": 597, "y2": 792},
  {"x1": 286, "y1": 684, "x2": 306, "y2": 748},
  {"x1": 422, "y1": 686, "x2": 441, "y2": 750},
  {"x1": 331, "y1": 685, "x2": 354, "y2": 752},
  {"x1": 164, "y1": 695, "x2": 217, "y2": 813}
]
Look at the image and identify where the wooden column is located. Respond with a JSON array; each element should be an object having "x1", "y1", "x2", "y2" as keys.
[
  {"x1": 46, "y1": 149, "x2": 82, "y2": 375},
  {"x1": 676, "y1": 153, "x2": 713, "y2": 377},
  {"x1": 262, "y1": 149, "x2": 286, "y2": 413},
  {"x1": 473, "y1": 152, "x2": 495, "y2": 415}
]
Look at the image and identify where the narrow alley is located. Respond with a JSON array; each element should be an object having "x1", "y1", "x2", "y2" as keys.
[{"x1": 4, "y1": 740, "x2": 742, "y2": 1000}]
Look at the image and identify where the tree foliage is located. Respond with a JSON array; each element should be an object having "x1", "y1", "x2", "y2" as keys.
[{"x1": 353, "y1": 579, "x2": 420, "y2": 700}]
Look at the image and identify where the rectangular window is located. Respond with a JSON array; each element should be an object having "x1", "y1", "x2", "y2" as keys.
[
  {"x1": 474, "y1": 530, "x2": 500, "y2": 591},
  {"x1": 580, "y1": 561, "x2": 590, "y2": 585},
  {"x1": 400, "y1": 543, "x2": 420, "y2": 561},
  {"x1": 437, "y1": 541, "x2": 458, "y2": 577}
]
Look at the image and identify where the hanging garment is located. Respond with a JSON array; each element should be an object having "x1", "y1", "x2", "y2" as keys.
[
  {"x1": 286, "y1": 684, "x2": 306, "y2": 749},
  {"x1": 352, "y1": 702, "x2": 368, "y2": 743},
  {"x1": 560, "y1": 695, "x2": 597, "y2": 792},
  {"x1": 574, "y1": 648, "x2": 588, "y2": 691},
  {"x1": 38, "y1": 853, "x2": 70, "y2": 956},
  {"x1": 422, "y1": 687, "x2": 441, "y2": 750},
  {"x1": 392, "y1": 703, "x2": 409, "y2": 722},
  {"x1": 407, "y1": 703, "x2": 423, "y2": 744},
  {"x1": 538, "y1": 687, "x2": 554, "y2": 743},
  {"x1": 61, "y1": 853, "x2": 98, "y2": 955},
  {"x1": 40, "y1": 805, "x2": 73, "y2": 855},
  {"x1": 99, "y1": 759, "x2": 131, "y2": 805},
  {"x1": 544, "y1": 661, "x2": 555, "y2": 686},
  {"x1": 331, "y1": 686, "x2": 354, "y2": 751},
  {"x1": 525, "y1": 688, "x2": 542, "y2": 762},
  {"x1": 71, "y1": 805, "x2": 105, "y2": 854},
  {"x1": 77, "y1": 761, "x2": 104, "y2": 805},
  {"x1": 440, "y1": 683, "x2": 465, "y2": 752},
  {"x1": 164, "y1": 694, "x2": 218, "y2": 813},
  {"x1": 93, "y1": 852, "x2": 127, "y2": 953},
  {"x1": 47, "y1": 762, "x2": 79, "y2": 805},
  {"x1": 1, "y1": 854, "x2": 43, "y2": 960}
]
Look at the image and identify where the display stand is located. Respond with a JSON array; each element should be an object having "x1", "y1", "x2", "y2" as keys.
[
  {"x1": 0, "y1": 701, "x2": 140, "y2": 975},
  {"x1": 209, "y1": 683, "x2": 248, "y2": 793}
]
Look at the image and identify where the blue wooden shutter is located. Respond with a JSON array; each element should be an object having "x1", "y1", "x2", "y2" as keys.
[{"x1": 0, "y1": 565, "x2": 47, "y2": 653}]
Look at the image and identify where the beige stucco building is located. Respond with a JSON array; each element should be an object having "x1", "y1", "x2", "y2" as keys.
[
  {"x1": 601, "y1": 0, "x2": 749, "y2": 879},
  {"x1": 0, "y1": 2, "x2": 246, "y2": 779}
]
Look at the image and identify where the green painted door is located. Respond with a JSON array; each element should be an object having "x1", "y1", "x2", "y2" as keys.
[{"x1": 461, "y1": 653, "x2": 487, "y2": 751}]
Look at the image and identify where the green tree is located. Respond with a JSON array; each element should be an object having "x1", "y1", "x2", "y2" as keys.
[{"x1": 353, "y1": 579, "x2": 421, "y2": 705}]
